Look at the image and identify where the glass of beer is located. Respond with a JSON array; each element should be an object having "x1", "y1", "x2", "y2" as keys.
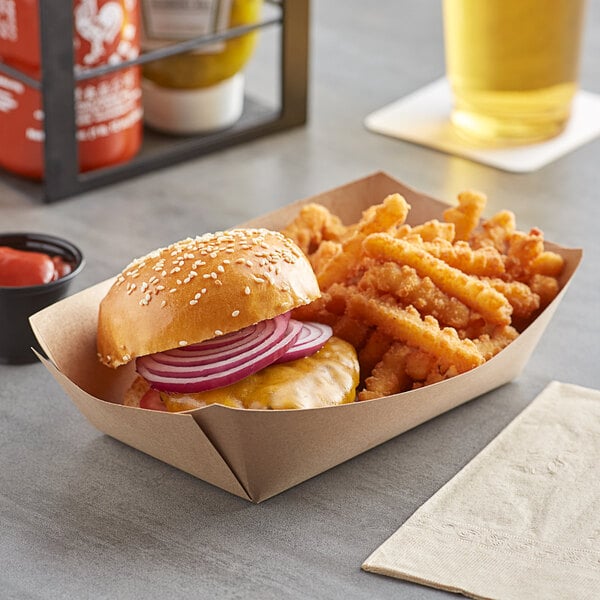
[{"x1": 443, "y1": 0, "x2": 586, "y2": 144}]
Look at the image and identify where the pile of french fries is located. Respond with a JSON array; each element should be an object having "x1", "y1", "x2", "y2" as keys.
[{"x1": 282, "y1": 192, "x2": 564, "y2": 400}]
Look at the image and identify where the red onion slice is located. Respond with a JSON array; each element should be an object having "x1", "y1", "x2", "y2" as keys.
[
  {"x1": 150, "y1": 321, "x2": 274, "y2": 366},
  {"x1": 136, "y1": 315, "x2": 302, "y2": 393},
  {"x1": 137, "y1": 313, "x2": 289, "y2": 379},
  {"x1": 275, "y1": 321, "x2": 333, "y2": 363},
  {"x1": 169, "y1": 323, "x2": 258, "y2": 353}
]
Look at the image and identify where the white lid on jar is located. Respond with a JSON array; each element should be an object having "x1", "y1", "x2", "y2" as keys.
[{"x1": 142, "y1": 73, "x2": 244, "y2": 135}]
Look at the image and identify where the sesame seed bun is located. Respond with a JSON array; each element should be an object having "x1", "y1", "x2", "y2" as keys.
[{"x1": 97, "y1": 228, "x2": 321, "y2": 368}]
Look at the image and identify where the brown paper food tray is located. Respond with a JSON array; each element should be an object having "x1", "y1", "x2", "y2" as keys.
[{"x1": 30, "y1": 173, "x2": 582, "y2": 503}]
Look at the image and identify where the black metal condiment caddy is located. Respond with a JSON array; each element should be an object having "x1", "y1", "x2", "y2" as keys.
[{"x1": 0, "y1": 0, "x2": 309, "y2": 202}]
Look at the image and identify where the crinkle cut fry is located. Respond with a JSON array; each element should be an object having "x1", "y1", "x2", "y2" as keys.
[
  {"x1": 530, "y1": 250, "x2": 564, "y2": 277},
  {"x1": 443, "y1": 190, "x2": 487, "y2": 241},
  {"x1": 357, "y1": 261, "x2": 471, "y2": 330},
  {"x1": 505, "y1": 229, "x2": 545, "y2": 279},
  {"x1": 317, "y1": 194, "x2": 410, "y2": 290},
  {"x1": 422, "y1": 239, "x2": 506, "y2": 278},
  {"x1": 474, "y1": 325, "x2": 519, "y2": 360},
  {"x1": 281, "y1": 203, "x2": 346, "y2": 255},
  {"x1": 291, "y1": 294, "x2": 340, "y2": 326},
  {"x1": 529, "y1": 274, "x2": 560, "y2": 308},
  {"x1": 309, "y1": 240, "x2": 342, "y2": 276},
  {"x1": 332, "y1": 314, "x2": 371, "y2": 350},
  {"x1": 485, "y1": 278, "x2": 540, "y2": 320},
  {"x1": 346, "y1": 290, "x2": 485, "y2": 373},
  {"x1": 470, "y1": 210, "x2": 516, "y2": 252},
  {"x1": 358, "y1": 329, "x2": 394, "y2": 383},
  {"x1": 396, "y1": 220, "x2": 455, "y2": 243},
  {"x1": 358, "y1": 342, "x2": 412, "y2": 401},
  {"x1": 363, "y1": 233, "x2": 513, "y2": 325}
]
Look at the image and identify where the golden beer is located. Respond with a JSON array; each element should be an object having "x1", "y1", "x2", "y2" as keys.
[{"x1": 443, "y1": 0, "x2": 585, "y2": 144}]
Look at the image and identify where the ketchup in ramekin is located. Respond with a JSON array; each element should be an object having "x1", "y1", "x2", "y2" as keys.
[
  {"x1": 0, "y1": 246, "x2": 73, "y2": 287},
  {"x1": 0, "y1": 233, "x2": 84, "y2": 364}
]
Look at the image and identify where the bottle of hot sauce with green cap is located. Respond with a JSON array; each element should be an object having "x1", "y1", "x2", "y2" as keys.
[
  {"x1": 0, "y1": 0, "x2": 143, "y2": 180},
  {"x1": 140, "y1": 0, "x2": 262, "y2": 135}
]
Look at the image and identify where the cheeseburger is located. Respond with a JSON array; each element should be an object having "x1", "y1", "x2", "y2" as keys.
[{"x1": 97, "y1": 228, "x2": 359, "y2": 411}]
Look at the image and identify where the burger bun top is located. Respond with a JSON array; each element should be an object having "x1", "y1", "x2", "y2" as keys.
[{"x1": 97, "y1": 228, "x2": 320, "y2": 368}]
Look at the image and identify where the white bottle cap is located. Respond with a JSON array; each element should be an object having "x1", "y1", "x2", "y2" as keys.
[{"x1": 142, "y1": 73, "x2": 245, "y2": 135}]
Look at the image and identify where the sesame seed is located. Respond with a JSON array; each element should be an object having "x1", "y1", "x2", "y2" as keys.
[
  {"x1": 217, "y1": 265, "x2": 225, "y2": 273},
  {"x1": 176, "y1": 279, "x2": 182, "y2": 285},
  {"x1": 169, "y1": 288, "x2": 177, "y2": 293},
  {"x1": 189, "y1": 299, "x2": 198, "y2": 305},
  {"x1": 122, "y1": 354, "x2": 131, "y2": 362},
  {"x1": 156, "y1": 285, "x2": 165, "y2": 291},
  {"x1": 214, "y1": 329, "x2": 223, "y2": 336},
  {"x1": 179, "y1": 341, "x2": 188, "y2": 347},
  {"x1": 160, "y1": 300, "x2": 167, "y2": 308},
  {"x1": 231, "y1": 310, "x2": 240, "y2": 317},
  {"x1": 201, "y1": 288, "x2": 207, "y2": 294},
  {"x1": 223, "y1": 259, "x2": 230, "y2": 265},
  {"x1": 162, "y1": 271, "x2": 167, "y2": 277},
  {"x1": 210, "y1": 272, "x2": 217, "y2": 279},
  {"x1": 194, "y1": 292, "x2": 202, "y2": 300},
  {"x1": 214, "y1": 280, "x2": 223, "y2": 286},
  {"x1": 244, "y1": 286, "x2": 251, "y2": 295}
]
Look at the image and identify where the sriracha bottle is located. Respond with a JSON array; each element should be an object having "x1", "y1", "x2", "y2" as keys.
[{"x1": 0, "y1": 0, "x2": 142, "y2": 180}]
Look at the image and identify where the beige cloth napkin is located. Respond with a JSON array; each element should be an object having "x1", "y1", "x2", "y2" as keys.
[{"x1": 362, "y1": 381, "x2": 600, "y2": 600}]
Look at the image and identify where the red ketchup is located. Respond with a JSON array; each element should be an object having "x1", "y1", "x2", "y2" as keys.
[
  {"x1": 0, "y1": 246, "x2": 72, "y2": 287},
  {"x1": 0, "y1": 0, "x2": 142, "y2": 179}
]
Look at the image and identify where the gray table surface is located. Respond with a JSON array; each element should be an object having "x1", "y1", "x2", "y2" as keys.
[{"x1": 1, "y1": 2, "x2": 599, "y2": 599}]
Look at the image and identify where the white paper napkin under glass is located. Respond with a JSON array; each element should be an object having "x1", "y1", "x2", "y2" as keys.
[{"x1": 365, "y1": 79, "x2": 600, "y2": 173}]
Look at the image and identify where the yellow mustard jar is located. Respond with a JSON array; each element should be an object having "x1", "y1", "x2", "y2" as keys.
[{"x1": 140, "y1": 0, "x2": 263, "y2": 134}]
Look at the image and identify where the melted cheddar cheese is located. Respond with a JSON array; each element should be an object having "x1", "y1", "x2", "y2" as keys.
[{"x1": 161, "y1": 337, "x2": 359, "y2": 411}]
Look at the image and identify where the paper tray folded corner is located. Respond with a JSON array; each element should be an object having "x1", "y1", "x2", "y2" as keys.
[
  {"x1": 34, "y1": 351, "x2": 254, "y2": 501},
  {"x1": 28, "y1": 172, "x2": 582, "y2": 502}
]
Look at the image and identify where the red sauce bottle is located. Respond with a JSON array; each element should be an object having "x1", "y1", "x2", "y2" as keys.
[{"x1": 0, "y1": 0, "x2": 142, "y2": 180}]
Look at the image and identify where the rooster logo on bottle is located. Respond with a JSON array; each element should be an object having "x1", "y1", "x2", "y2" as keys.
[{"x1": 75, "y1": 0, "x2": 138, "y2": 66}]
